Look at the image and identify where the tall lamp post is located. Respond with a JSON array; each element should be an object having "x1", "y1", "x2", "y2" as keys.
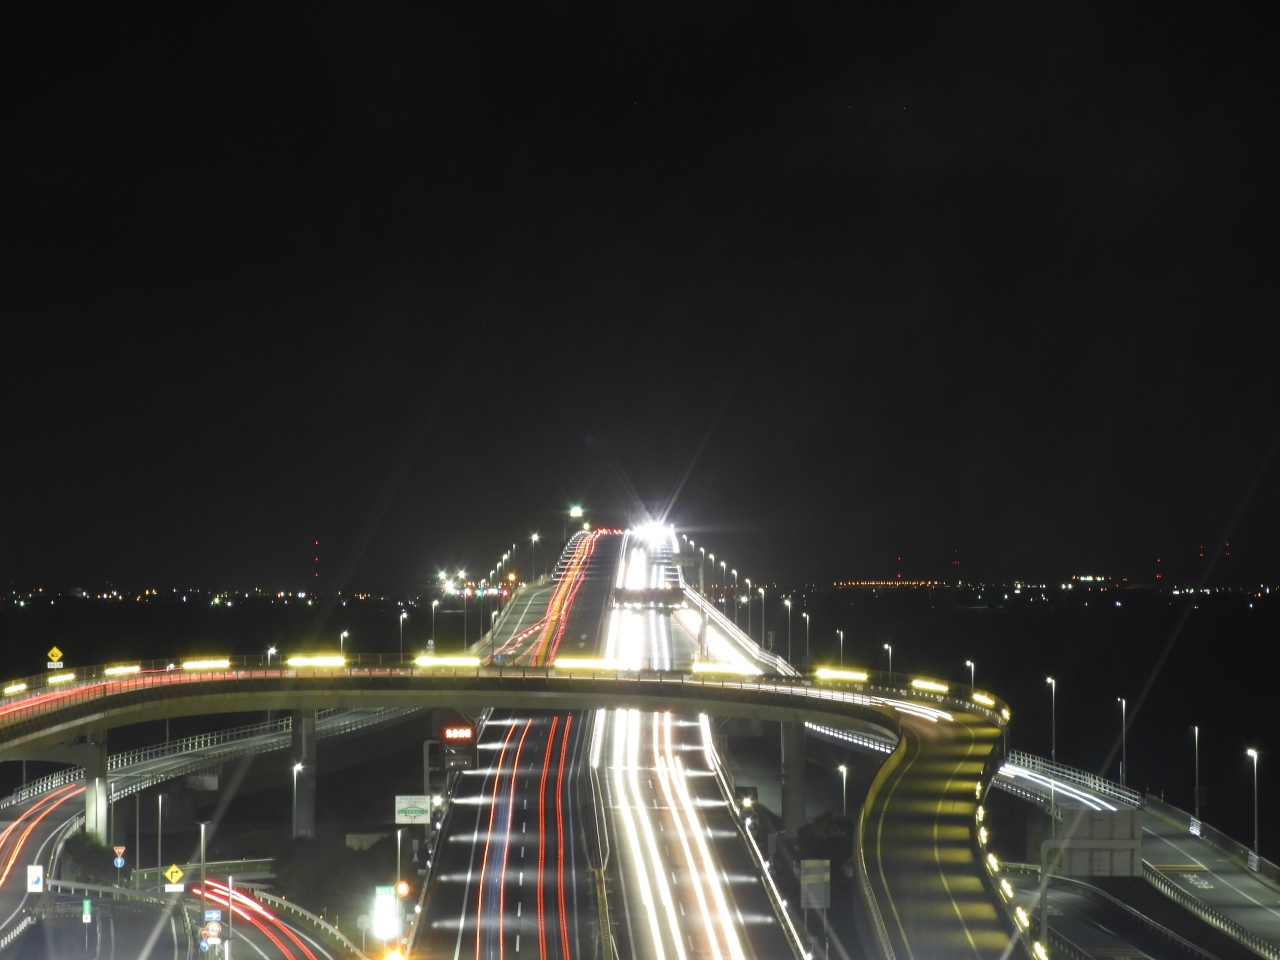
[
  {"x1": 802, "y1": 612, "x2": 810, "y2": 665},
  {"x1": 837, "y1": 630, "x2": 844, "y2": 667},
  {"x1": 1194, "y1": 726, "x2": 1201, "y2": 821},
  {"x1": 731, "y1": 570, "x2": 738, "y2": 626},
  {"x1": 883, "y1": 643, "x2": 893, "y2": 679},
  {"x1": 744, "y1": 579, "x2": 752, "y2": 640},
  {"x1": 292, "y1": 762, "x2": 303, "y2": 836},
  {"x1": 1117, "y1": 697, "x2": 1127, "y2": 787},
  {"x1": 531, "y1": 533, "x2": 539, "y2": 581},
  {"x1": 399, "y1": 611, "x2": 408, "y2": 659},
  {"x1": 784, "y1": 600, "x2": 792, "y2": 662},
  {"x1": 431, "y1": 600, "x2": 439, "y2": 643},
  {"x1": 838, "y1": 764, "x2": 848, "y2": 818},
  {"x1": 1046, "y1": 677, "x2": 1057, "y2": 763},
  {"x1": 267, "y1": 646, "x2": 277, "y2": 667},
  {"x1": 758, "y1": 587, "x2": 766, "y2": 652},
  {"x1": 1247, "y1": 748, "x2": 1260, "y2": 856},
  {"x1": 340, "y1": 631, "x2": 349, "y2": 655},
  {"x1": 965, "y1": 660, "x2": 975, "y2": 688}
]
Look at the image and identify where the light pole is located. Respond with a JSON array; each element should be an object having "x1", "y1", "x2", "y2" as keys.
[
  {"x1": 267, "y1": 646, "x2": 277, "y2": 666},
  {"x1": 883, "y1": 643, "x2": 892, "y2": 679},
  {"x1": 1247, "y1": 748, "x2": 1259, "y2": 855},
  {"x1": 1117, "y1": 697, "x2": 1127, "y2": 787},
  {"x1": 431, "y1": 600, "x2": 439, "y2": 643},
  {"x1": 156, "y1": 794, "x2": 163, "y2": 891},
  {"x1": 1194, "y1": 726, "x2": 1201, "y2": 820},
  {"x1": 744, "y1": 579, "x2": 752, "y2": 639},
  {"x1": 731, "y1": 569, "x2": 738, "y2": 626},
  {"x1": 965, "y1": 660, "x2": 975, "y2": 688},
  {"x1": 399, "y1": 611, "x2": 408, "y2": 659},
  {"x1": 1046, "y1": 677, "x2": 1057, "y2": 762},
  {"x1": 838, "y1": 765, "x2": 848, "y2": 818},
  {"x1": 199, "y1": 821, "x2": 208, "y2": 916},
  {"x1": 784, "y1": 600, "x2": 792, "y2": 661},
  {"x1": 340, "y1": 631, "x2": 349, "y2": 655},
  {"x1": 292, "y1": 762, "x2": 303, "y2": 836},
  {"x1": 837, "y1": 629, "x2": 844, "y2": 667},
  {"x1": 531, "y1": 533, "x2": 539, "y2": 581},
  {"x1": 802, "y1": 612, "x2": 810, "y2": 666},
  {"x1": 758, "y1": 587, "x2": 766, "y2": 652}
]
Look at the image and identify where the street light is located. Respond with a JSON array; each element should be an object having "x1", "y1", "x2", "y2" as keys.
[
  {"x1": 965, "y1": 660, "x2": 975, "y2": 688},
  {"x1": 431, "y1": 600, "x2": 439, "y2": 642},
  {"x1": 292, "y1": 762, "x2": 304, "y2": 836},
  {"x1": 744, "y1": 579, "x2": 752, "y2": 639},
  {"x1": 1194, "y1": 726, "x2": 1201, "y2": 821},
  {"x1": 531, "y1": 533, "x2": 539, "y2": 581},
  {"x1": 802, "y1": 612, "x2": 810, "y2": 665},
  {"x1": 838, "y1": 765, "x2": 848, "y2": 818},
  {"x1": 1046, "y1": 678, "x2": 1057, "y2": 763},
  {"x1": 340, "y1": 631, "x2": 349, "y2": 655},
  {"x1": 731, "y1": 569, "x2": 738, "y2": 626},
  {"x1": 883, "y1": 643, "x2": 892, "y2": 678},
  {"x1": 399, "y1": 612, "x2": 408, "y2": 659},
  {"x1": 198, "y1": 821, "x2": 208, "y2": 915},
  {"x1": 1247, "y1": 748, "x2": 1260, "y2": 855},
  {"x1": 784, "y1": 600, "x2": 792, "y2": 661},
  {"x1": 267, "y1": 646, "x2": 277, "y2": 666},
  {"x1": 758, "y1": 587, "x2": 766, "y2": 652},
  {"x1": 1117, "y1": 697, "x2": 1127, "y2": 787},
  {"x1": 837, "y1": 629, "x2": 844, "y2": 667}
]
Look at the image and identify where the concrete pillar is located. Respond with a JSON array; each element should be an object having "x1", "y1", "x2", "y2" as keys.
[
  {"x1": 291, "y1": 709, "x2": 316, "y2": 838},
  {"x1": 781, "y1": 721, "x2": 806, "y2": 837},
  {"x1": 83, "y1": 736, "x2": 109, "y2": 843}
]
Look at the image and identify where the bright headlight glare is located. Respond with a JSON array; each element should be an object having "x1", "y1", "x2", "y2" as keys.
[
  {"x1": 183, "y1": 659, "x2": 231, "y2": 670},
  {"x1": 105, "y1": 665, "x2": 141, "y2": 676},
  {"x1": 911, "y1": 678, "x2": 949, "y2": 693}
]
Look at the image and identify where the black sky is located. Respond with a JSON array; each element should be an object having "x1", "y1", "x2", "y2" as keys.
[{"x1": 4, "y1": 2, "x2": 1279, "y2": 593}]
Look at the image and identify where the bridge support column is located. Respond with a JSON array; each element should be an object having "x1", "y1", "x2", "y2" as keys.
[
  {"x1": 83, "y1": 735, "x2": 109, "y2": 843},
  {"x1": 781, "y1": 721, "x2": 806, "y2": 837},
  {"x1": 291, "y1": 709, "x2": 316, "y2": 839}
]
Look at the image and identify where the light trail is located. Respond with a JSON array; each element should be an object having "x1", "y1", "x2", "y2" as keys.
[
  {"x1": 536, "y1": 716, "x2": 558, "y2": 960},
  {"x1": 555, "y1": 714, "x2": 573, "y2": 960},
  {"x1": 0, "y1": 784, "x2": 84, "y2": 889},
  {"x1": 195, "y1": 886, "x2": 298, "y2": 960},
  {"x1": 475, "y1": 721, "x2": 521, "y2": 959}
]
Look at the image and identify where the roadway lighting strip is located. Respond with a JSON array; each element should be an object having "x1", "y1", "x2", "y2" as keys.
[{"x1": 803, "y1": 721, "x2": 895, "y2": 755}]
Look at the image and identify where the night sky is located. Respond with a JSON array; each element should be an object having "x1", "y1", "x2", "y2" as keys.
[{"x1": 5, "y1": 3, "x2": 1279, "y2": 594}]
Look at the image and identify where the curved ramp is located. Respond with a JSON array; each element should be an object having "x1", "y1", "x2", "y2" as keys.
[{"x1": 863, "y1": 710, "x2": 1013, "y2": 960}]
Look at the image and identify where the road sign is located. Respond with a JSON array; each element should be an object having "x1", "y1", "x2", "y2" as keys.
[
  {"x1": 800, "y1": 859, "x2": 830, "y2": 909},
  {"x1": 113, "y1": 846, "x2": 126, "y2": 857},
  {"x1": 27, "y1": 865, "x2": 43, "y2": 892},
  {"x1": 356, "y1": 914, "x2": 370, "y2": 931},
  {"x1": 395, "y1": 795, "x2": 432, "y2": 824},
  {"x1": 164, "y1": 864, "x2": 184, "y2": 884},
  {"x1": 199, "y1": 942, "x2": 209, "y2": 953},
  {"x1": 47, "y1": 646, "x2": 63, "y2": 663},
  {"x1": 113, "y1": 857, "x2": 126, "y2": 869},
  {"x1": 82, "y1": 899, "x2": 92, "y2": 923},
  {"x1": 204, "y1": 921, "x2": 222, "y2": 939},
  {"x1": 204, "y1": 910, "x2": 222, "y2": 923},
  {"x1": 426, "y1": 640, "x2": 435, "y2": 651},
  {"x1": 164, "y1": 883, "x2": 184, "y2": 892}
]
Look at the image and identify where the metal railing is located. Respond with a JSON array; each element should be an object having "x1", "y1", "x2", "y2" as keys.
[
  {"x1": 253, "y1": 889, "x2": 370, "y2": 960},
  {"x1": 0, "y1": 916, "x2": 36, "y2": 952},
  {"x1": 854, "y1": 803, "x2": 899, "y2": 960},
  {"x1": 1006, "y1": 750, "x2": 1143, "y2": 807},
  {"x1": 133, "y1": 859, "x2": 273, "y2": 883},
  {"x1": 2, "y1": 707, "x2": 418, "y2": 807},
  {"x1": 1143, "y1": 860, "x2": 1279, "y2": 960},
  {"x1": 680, "y1": 587, "x2": 799, "y2": 677}
]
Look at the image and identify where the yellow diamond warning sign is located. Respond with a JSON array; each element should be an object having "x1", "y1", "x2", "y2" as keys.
[
  {"x1": 47, "y1": 647, "x2": 63, "y2": 666},
  {"x1": 164, "y1": 864, "x2": 184, "y2": 884}
]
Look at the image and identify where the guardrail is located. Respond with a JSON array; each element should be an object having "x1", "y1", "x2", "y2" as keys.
[
  {"x1": 1, "y1": 707, "x2": 419, "y2": 806},
  {"x1": 1, "y1": 657, "x2": 1011, "y2": 755},
  {"x1": 1145, "y1": 795, "x2": 1280, "y2": 889},
  {"x1": 133, "y1": 859, "x2": 274, "y2": 883},
  {"x1": 253, "y1": 889, "x2": 369, "y2": 960},
  {"x1": 0, "y1": 916, "x2": 36, "y2": 952},
  {"x1": 1006, "y1": 750, "x2": 1142, "y2": 807},
  {"x1": 1143, "y1": 860, "x2": 1280, "y2": 960},
  {"x1": 680, "y1": 587, "x2": 800, "y2": 677},
  {"x1": 854, "y1": 803, "x2": 899, "y2": 960}
]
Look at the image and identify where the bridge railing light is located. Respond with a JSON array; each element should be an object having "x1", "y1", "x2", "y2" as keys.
[
  {"x1": 971, "y1": 691, "x2": 995, "y2": 706},
  {"x1": 104, "y1": 665, "x2": 141, "y2": 676},
  {"x1": 414, "y1": 655, "x2": 480, "y2": 668},
  {"x1": 47, "y1": 672, "x2": 77, "y2": 684},
  {"x1": 910, "y1": 678, "x2": 949, "y2": 693},
  {"x1": 815, "y1": 667, "x2": 870, "y2": 683},
  {"x1": 286, "y1": 655, "x2": 346, "y2": 668},
  {"x1": 4, "y1": 682, "x2": 28, "y2": 695},
  {"x1": 182, "y1": 659, "x2": 231, "y2": 670}
]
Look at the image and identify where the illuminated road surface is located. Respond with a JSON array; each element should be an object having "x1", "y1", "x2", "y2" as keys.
[{"x1": 864, "y1": 711, "x2": 1011, "y2": 960}]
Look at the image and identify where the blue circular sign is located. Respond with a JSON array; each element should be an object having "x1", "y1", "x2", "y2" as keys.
[
  {"x1": 113, "y1": 857, "x2": 126, "y2": 869},
  {"x1": 199, "y1": 940, "x2": 209, "y2": 952}
]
